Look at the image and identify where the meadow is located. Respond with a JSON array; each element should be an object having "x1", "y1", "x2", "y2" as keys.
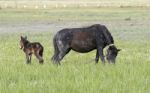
[{"x1": 0, "y1": 7, "x2": 150, "y2": 93}]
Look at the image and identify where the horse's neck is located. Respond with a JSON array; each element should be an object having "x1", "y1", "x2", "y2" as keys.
[{"x1": 100, "y1": 26, "x2": 114, "y2": 45}]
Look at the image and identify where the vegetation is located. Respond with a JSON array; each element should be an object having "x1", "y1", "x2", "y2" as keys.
[{"x1": 0, "y1": 8, "x2": 150, "y2": 93}]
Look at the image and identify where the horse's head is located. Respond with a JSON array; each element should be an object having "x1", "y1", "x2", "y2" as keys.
[
  {"x1": 20, "y1": 36, "x2": 27, "y2": 49},
  {"x1": 106, "y1": 44, "x2": 121, "y2": 64}
]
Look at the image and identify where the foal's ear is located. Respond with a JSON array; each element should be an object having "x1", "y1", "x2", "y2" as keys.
[
  {"x1": 20, "y1": 36, "x2": 23, "y2": 39},
  {"x1": 20, "y1": 36, "x2": 27, "y2": 40},
  {"x1": 24, "y1": 36, "x2": 27, "y2": 39}
]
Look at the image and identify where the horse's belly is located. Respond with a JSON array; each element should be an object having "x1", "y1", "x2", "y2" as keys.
[
  {"x1": 72, "y1": 48, "x2": 95, "y2": 53},
  {"x1": 71, "y1": 41, "x2": 96, "y2": 53}
]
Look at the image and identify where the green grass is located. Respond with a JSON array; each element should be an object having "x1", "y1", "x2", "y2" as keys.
[
  {"x1": 0, "y1": 8, "x2": 150, "y2": 93},
  {"x1": 0, "y1": 0, "x2": 149, "y2": 10},
  {"x1": 1, "y1": 8, "x2": 150, "y2": 22}
]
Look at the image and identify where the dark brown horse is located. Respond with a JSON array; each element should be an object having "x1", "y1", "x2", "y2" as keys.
[
  {"x1": 51, "y1": 24, "x2": 120, "y2": 65},
  {"x1": 20, "y1": 36, "x2": 44, "y2": 64}
]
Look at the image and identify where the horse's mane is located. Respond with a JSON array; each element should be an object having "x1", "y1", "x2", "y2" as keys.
[
  {"x1": 81, "y1": 24, "x2": 101, "y2": 29},
  {"x1": 82, "y1": 24, "x2": 114, "y2": 44},
  {"x1": 100, "y1": 25, "x2": 114, "y2": 44}
]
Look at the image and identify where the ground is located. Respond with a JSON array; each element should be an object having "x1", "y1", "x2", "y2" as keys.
[{"x1": 0, "y1": 8, "x2": 150, "y2": 93}]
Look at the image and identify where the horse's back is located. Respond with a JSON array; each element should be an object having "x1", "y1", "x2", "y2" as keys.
[
  {"x1": 55, "y1": 25, "x2": 99, "y2": 52},
  {"x1": 54, "y1": 24, "x2": 113, "y2": 52}
]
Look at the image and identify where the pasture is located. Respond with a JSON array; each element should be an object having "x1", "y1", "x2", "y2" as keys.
[{"x1": 0, "y1": 7, "x2": 150, "y2": 93}]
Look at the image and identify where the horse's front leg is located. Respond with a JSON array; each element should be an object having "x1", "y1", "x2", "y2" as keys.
[
  {"x1": 97, "y1": 47, "x2": 105, "y2": 64},
  {"x1": 95, "y1": 50, "x2": 99, "y2": 64}
]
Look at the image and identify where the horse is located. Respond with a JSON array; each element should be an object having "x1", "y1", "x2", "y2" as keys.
[
  {"x1": 20, "y1": 36, "x2": 44, "y2": 64},
  {"x1": 51, "y1": 24, "x2": 120, "y2": 65}
]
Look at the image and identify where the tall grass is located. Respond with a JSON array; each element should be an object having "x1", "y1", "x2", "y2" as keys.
[
  {"x1": 0, "y1": 0, "x2": 150, "y2": 9},
  {"x1": 0, "y1": 8, "x2": 150, "y2": 93},
  {"x1": 0, "y1": 8, "x2": 150, "y2": 22}
]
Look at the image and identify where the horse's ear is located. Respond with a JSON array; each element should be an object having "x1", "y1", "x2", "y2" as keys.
[
  {"x1": 108, "y1": 45, "x2": 113, "y2": 50},
  {"x1": 117, "y1": 49, "x2": 121, "y2": 52}
]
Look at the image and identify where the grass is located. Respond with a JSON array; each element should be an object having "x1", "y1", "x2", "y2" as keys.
[
  {"x1": 0, "y1": 0, "x2": 150, "y2": 9},
  {"x1": 1, "y1": 8, "x2": 150, "y2": 22},
  {"x1": 0, "y1": 7, "x2": 150, "y2": 93}
]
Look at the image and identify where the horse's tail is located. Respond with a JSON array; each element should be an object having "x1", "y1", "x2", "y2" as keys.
[{"x1": 51, "y1": 35, "x2": 59, "y2": 62}]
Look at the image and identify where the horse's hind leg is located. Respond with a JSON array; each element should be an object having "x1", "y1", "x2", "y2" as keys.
[
  {"x1": 55, "y1": 45, "x2": 71, "y2": 65},
  {"x1": 51, "y1": 50, "x2": 59, "y2": 62},
  {"x1": 56, "y1": 48, "x2": 70, "y2": 65},
  {"x1": 51, "y1": 36, "x2": 60, "y2": 62}
]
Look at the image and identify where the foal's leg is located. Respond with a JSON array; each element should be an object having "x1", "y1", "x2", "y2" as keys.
[
  {"x1": 29, "y1": 54, "x2": 32, "y2": 62},
  {"x1": 97, "y1": 47, "x2": 105, "y2": 64},
  {"x1": 95, "y1": 50, "x2": 99, "y2": 64},
  {"x1": 26, "y1": 53, "x2": 31, "y2": 64},
  {"x1": 35, "y1": 52, "x2": 44, "y2": 64}
]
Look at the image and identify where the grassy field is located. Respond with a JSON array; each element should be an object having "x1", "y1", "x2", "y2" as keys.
[
  {"x1": 0, "y1": 8, "x2": 150, "y2": 93},
  {"x1": 0, "y1": 0, "x2": 150, "y2": 9}
]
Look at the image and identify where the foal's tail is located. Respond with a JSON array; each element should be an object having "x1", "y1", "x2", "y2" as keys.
[
  {"x1": 51, "y1": 35, "x2": 59, "y2": 61},
  {"x1": 39, "y1": 47, "x2": 43, "y2": 57}
]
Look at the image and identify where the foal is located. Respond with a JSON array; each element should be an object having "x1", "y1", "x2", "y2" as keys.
[{"x1": 20, "y1": 36, "x2": 44, "y2": 64}]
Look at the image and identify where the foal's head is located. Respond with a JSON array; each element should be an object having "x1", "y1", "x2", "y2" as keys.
[
  {"x1": 106, "y1": 44, "x2": 121, "y2": 64},
  {"x1": 20, "y1": 36, "x2": 28, "y2": 49}
]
